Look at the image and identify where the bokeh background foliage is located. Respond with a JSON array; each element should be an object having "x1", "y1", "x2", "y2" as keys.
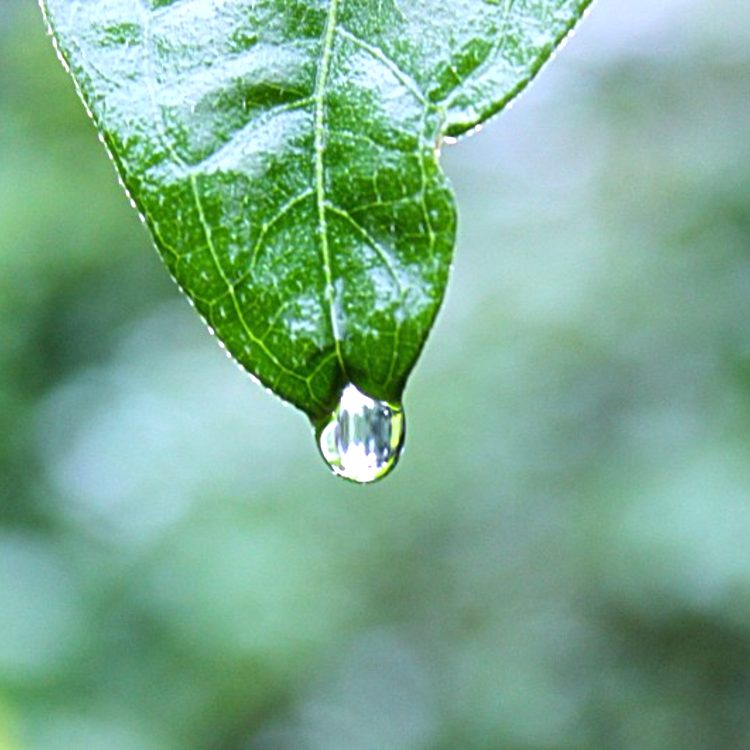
[{"x1": 3, "y1": 0, "x2": 750, "y2": 747}]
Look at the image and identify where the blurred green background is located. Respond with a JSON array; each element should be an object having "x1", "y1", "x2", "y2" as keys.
[{"x1": 3, "y1": 0, "x2": 750, "y2": 747}]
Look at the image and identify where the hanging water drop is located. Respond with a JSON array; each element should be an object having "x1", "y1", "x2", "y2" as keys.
[{"x1": 317, "y1": 384, "x2": 405, "y2": 483}]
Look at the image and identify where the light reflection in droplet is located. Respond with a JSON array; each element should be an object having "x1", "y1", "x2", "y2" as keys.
[{"x1": 317, "y1": 384, "x2": 405, "y2": 483}]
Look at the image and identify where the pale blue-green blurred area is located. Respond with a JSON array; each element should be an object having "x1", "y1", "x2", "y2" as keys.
[{"x1": 2, "y1": 0, "x2": 750, "y2": 747}]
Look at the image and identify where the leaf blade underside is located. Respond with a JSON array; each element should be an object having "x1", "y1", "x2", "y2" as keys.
[{"x1": 41, "y1": 0, "x2": 592, "y2": 420}]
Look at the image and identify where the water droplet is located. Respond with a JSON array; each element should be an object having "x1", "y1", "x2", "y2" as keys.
[{"x1": 318, "y1": 384, "x2": 405, "y2": 483}]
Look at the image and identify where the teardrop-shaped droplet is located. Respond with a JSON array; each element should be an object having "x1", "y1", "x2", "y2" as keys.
[{"x1": 317, "y1": 384, "x2": 405, "y2": 483}]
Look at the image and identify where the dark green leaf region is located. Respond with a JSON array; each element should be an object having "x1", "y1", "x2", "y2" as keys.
[{"x1": 41, "y1": 0, "x2": 591, "y2": 476}]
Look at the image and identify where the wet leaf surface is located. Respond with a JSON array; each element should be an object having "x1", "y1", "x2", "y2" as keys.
[{"x1": 41, "y1": 0, "x2": 591, "y2": 420}]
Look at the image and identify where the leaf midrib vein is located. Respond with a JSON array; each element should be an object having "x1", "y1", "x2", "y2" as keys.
[{"x1": 314, "y1": 0, "x2": 347, "y2": 380}]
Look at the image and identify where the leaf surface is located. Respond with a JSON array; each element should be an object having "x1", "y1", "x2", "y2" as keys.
[{"x1": 41, "y1": 0, "x2": 592, "y2": 420}]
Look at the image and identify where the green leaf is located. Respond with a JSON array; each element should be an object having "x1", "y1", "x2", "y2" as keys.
[{"x1": 40, "y1": 0, "x2": 591, "y2": 423}]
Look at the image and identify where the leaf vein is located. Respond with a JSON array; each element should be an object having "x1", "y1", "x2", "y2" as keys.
[
  {"x1": 142, "y1": 7, "x2": 312, "y2": 387},
  {"x1": 444, "y1": 0, "x2": 515, "y2": 110},
  {"x1": 325, "y1": 202, "x2": 404, "y2": 390},
  {"x1": 314, "y1": 0, "x2": 347, "y2": 379},
  {"x1": 335, "y1": 25, "x2": 427, "y2": 106}
]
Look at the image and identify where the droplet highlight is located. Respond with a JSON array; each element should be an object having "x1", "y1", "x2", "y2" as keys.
[{"x1": 318, "y1": 384, "x2": 405, "y2": 483}]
